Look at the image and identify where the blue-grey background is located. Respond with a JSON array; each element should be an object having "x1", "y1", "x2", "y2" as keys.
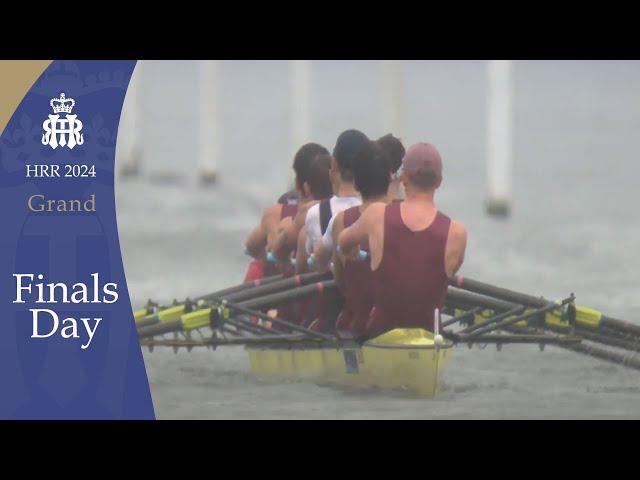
[{"x1": 116, "y1": 60, "x2": 640, "y2": 419}]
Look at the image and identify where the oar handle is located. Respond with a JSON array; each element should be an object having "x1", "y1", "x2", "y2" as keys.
[
  {"x1": 307, "y1": 254, "x2": 316, "y2": 267},
  {"x1": 336, "y1": 246, "x2": 369, "y2": 261},
  {"x1": 266, "y1": 251, "x2": 295, "y2": 266}
]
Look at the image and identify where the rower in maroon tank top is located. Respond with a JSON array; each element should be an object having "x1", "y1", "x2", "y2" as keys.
[
  {"x1": 337, "y1": 142, "x2": 468, "y2": 336},
  {"x1": 244, "y1": 143, "x2": 331, "y2": 282},
  {"x1": 331, "y1": 140, "x2": 392, "y2": 336},
  {"x1": 244, "y1": 192, "x2": 300, "y2": 281},
  {"x1": 334, "y1": 206, "x2": 373, "y2": 335},
  {"x1": 244, "y1": 143, "x2": 328, "y2": 281},
  {"x1": 368, "y1": 202, "x2": 450, "y2": 333},
  {"x1": 263, "y1": 202, "x2": 299, "y2": 277},
  {"x1": 267, "y1": 153, "x2": 334, "y2": 325}
]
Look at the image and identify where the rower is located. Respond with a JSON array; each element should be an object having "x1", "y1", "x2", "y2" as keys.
[
  {"x1": 303, "y1": 129, "x2": 369, "y2": 273},
  {"x1": 330, "y1": 141, "x2": 391, "y2": 337},
  {"x1": 269, "y1": 153, "x2": 333, "y2": 326},
  {"x1": 269, "y1": 153, "x2": 333, "y2": 273},
  {"x1": 244, "y1": 142, "x2": 329, "y2": 281},
  {"x1": 314, "y1": 133, "x2": 404, "y2": 270},
  {"x1": 301, "y1": 130, "x2": 369, "y2": 332},
  {"x1": 272, "y1": 130, "x2": 368, "y2": 271},
  {"x1": 337, "y1": 142, "x2": 467, "y2": 335}
]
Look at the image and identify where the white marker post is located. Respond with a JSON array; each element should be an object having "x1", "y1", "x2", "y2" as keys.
[
  {"x1": 486, "y1": 60, "x2": 513, "y2": 217},
  {"x1": 382, "y1": 60, "x2": 406, "y2": 139},
  {"x1": 198, "y1": 60, "x2": 220, "y2": 185},
  {"x1": 290, "y1": 60, "x2": 311, "y2": 185},
  {"x1": 118, "y1": 61, "x2": 143, "y2": 177}
]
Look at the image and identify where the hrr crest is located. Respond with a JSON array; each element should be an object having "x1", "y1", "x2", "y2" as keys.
[{"x1": 42, "y1": 93, "x2": 84, "y2": 149}]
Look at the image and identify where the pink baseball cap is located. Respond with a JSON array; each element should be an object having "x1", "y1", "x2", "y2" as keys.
[{"x1": 402, "y1": 142, "x2": 443, "y2": 186}]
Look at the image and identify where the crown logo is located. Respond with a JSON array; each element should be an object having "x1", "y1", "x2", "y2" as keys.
[{"x1": 50, "y1": 92, "x2": 75, "y2": 114}]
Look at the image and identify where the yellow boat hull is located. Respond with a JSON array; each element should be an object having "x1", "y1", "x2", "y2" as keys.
[{"x1": 246, "y1": 328, "x2": 452, "y2": 397}]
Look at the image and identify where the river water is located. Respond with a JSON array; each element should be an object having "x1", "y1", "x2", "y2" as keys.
[{"x1": 117, "y1": 60, "x2": 640, "y2": 419}]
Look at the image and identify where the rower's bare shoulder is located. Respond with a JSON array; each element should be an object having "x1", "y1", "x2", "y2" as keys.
[
  {"x1": 448, "y1": 220, "x2": 468, "y2": 244},
  {"x1": 361, "y1": 202, "x2": 386, "y2": 226},
  {"x1": 263, "y1": 203, "x2": 282, "y2": 222},
  {"x1": 278, "y1": 215, "x2": 293, "y2": 232}
]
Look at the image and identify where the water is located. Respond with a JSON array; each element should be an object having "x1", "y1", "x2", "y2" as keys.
[{"x1": 117, "y1": 60, "x2": 640, "y2": 419}]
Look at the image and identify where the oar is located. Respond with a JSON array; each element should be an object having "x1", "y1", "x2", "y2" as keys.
[
  {"x1": 575, "y1": 328, "x2": 640, "y2": 353},
  {"x1": 136, "y1": 271, "x2": 332, "y2": 329},
  {"x1": 563, "y1": 342, "x2": 640, "y2": 371},
  {"x1": 444, "y1": 287, "x2": 575, "y2": 334},
  {"x1": 141, "y1": 333, "x2": 315, "y2": 348},
  {"x1": 220, "y1": 300, "x2": 337, "y2": 341},
  {"x1": 222, "y1": 271, "x2": 332, "y2": 304},
  {"x1": 136, "y1": 306, "x2": 275, "y2": 339},
  {"x1": 446, "y1": 287, "x2": 518, "y2": 313},
  {"x1": 452, "y1": 275, "x2": 640, "y2": 338},
  {"x1": 464, "y1": 295, "x2": 575, "y2": 339},
  {"x1": 444, "y1": 285, "x2": 640, "y2": 371},
  {"x1": 133, "y1": 273, "x2": 283, "y2": 322},
  {"x1": 444, "y1": 332, "x2": 582, "y2": 346},
  {"x1": 441, "y1": 307, "x2": 484, "y2": 328},
  {"x1": 456, "y1": 306, "x2": 525, "y2": 336},
  {"x1": 239, "y1": 280, "x2": 336, "y2": 311},
  {"x1": 137, "y1": 306, "x2": 225, "y2": 338},
  {"x1": 137, "y1": 280, "x2": 338, "y2": 341}
]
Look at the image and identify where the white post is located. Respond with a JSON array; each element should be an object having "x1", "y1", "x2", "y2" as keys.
[
  {"x1": 118, "y1": 60, "x2": 143, "y2": 177},
  {"x1": 382, "y1": 60, "x2": 406, "y2": 139},
  {"x1": 290, "y1": 60, "x2": 311, "y2": 182},
  {"x1": 486, "y1": 60, "x2": 513, "y2": 217},
  {"x1": 198, "y1": 60, "x2": 220, "y2": 185}
]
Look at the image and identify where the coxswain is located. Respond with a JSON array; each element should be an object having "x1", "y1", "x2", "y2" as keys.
[{"x1": 337, "y1": 142, "x2": 467, "y2": 335}]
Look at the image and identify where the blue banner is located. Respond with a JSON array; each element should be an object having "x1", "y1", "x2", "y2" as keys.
[{"x1": 0, "y1": 60, "x2": 154, "y2": 419}]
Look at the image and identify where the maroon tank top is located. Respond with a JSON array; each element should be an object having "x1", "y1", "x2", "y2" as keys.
[
  {"x1": 265, "y1": 203, "x2": 298, "y2": 277},
  {"x1": 336, "y1": 206, "x2": 373, "y2": 336},
  {"x1": 271, "y1": 202, "x2": 299, "y2": 323},
  {"x1": 367, "y1": 201, "x2": 451, "y2": 335},
  {"x1": 280, "y1": 203, "x2": 298, "y2": 221}
]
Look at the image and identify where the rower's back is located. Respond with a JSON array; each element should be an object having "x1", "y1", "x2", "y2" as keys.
[
  {"x1": 366, "y1": 142, "x2": 466, "y2": 336},
  {"x1": 335, "y1": 142, "x2": 390, "y2": 335},
  {"x1": 368, "y1": 201, "x2": 450, "y2": 334}
]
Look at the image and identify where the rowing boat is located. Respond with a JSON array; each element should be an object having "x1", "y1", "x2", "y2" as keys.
[
  {"x1": 246, "y1": 328, "x2": 453, "y2": 396},
  {"x1": 136, "y1": 272, "x2": 640, "y2": 397}
]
